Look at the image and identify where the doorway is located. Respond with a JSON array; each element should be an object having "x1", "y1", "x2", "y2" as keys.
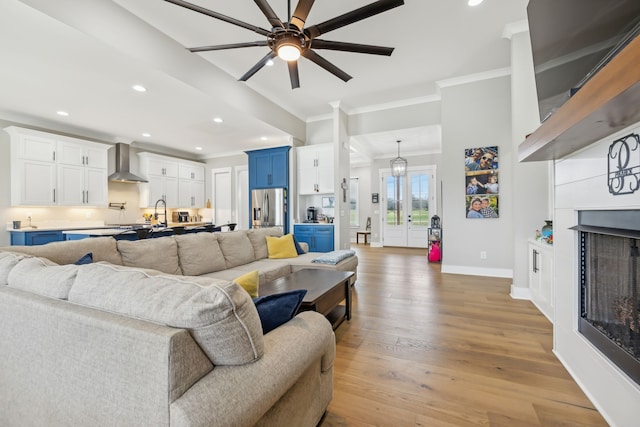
[{"x1": 381, "y1": 167, "x2": 436, "y2": 248}]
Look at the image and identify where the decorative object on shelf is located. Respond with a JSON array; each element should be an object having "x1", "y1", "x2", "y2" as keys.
[
  {"x1": 390, "y1": 140, "x2": 407, "y2": 177},
  {"x1": 206, "y1": 198, "x2": 211, "y2": 208},
  {"x1": 430, "y1": 214, "x2": 440, "y2": 229},
  {"x1": 608, "y1": 133, "x2": 640, "y2": 196},
  {"x1": 540, "y1": 220, "x2": 553, "y2": 244},
  {"x1": 464, "y1": 146, "x2": 499, "y2": 219}
]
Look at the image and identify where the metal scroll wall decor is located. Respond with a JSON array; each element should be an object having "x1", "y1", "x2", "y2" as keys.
[{"x1": 608, "y1": 132, "x2": 640, "y2": 195}]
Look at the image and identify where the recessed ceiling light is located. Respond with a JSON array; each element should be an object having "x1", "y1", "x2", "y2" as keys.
[
  {"x1": 468, "y1": 0, "x2": 483, "y2": 6},
  {"x1": 213, "y1": 117, "x2": 223, "y2": 123},
  {"x1": 142, "y1": 132, "x2": 151, "y2": 138},
  {"x1": 195, "y1": 146, "x2": 203, "y2": 151},
  {"x1": 266, "y1": 59, "x2": 274, "y2": 67},
  {"x1": 132, "y1": 84, "x2": 147, "y2": 92},
  {"x1": 56, "y1": 111, "x2": 69, "y2": 116},
  {"x1": 260, "y1": 136, "x2": 268, "y2": 141}
]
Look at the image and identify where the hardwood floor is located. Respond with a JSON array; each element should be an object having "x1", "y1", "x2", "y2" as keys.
[{"x1": 320, "y1": 246, "x2": 608, "y2": 427}]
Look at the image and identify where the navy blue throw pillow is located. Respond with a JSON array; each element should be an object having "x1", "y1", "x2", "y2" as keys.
[
  {"x1": 292, "y1": 234, "x2": 306, "y2": 255},
  {"x1": 74, "y1": 252, "x2": 93, "y2": 265},
  {"x1": 253, "y1": 289, "x2": 307, "y2": 334}
]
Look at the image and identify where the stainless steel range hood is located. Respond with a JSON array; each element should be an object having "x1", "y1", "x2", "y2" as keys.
[{"x1": 109, "y1": 143, "x2": 148, "y2": 183}]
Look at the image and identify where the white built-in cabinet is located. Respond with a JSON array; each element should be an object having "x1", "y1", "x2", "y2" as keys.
[
  {"x1": 138, "y1": 152, "x2": 205, "y2": 208},
  {"x1": 5, "y1": 126, "x2": 108, "y2": 207},
  {"x1": 528, "y1": 239, "x2": 554, "y2": 323},
  {"x1": 297, "y1": 144, "x2": 333, "y2": 194}
]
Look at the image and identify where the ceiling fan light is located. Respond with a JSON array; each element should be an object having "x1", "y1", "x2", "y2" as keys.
[{"x1": 277, "y1": 44, "x2": 301, "y2": 62}]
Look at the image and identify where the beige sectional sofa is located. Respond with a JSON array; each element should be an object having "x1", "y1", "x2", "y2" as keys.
[{"x1": 0, "y1": 228, "x2": 358, "y2": 426}]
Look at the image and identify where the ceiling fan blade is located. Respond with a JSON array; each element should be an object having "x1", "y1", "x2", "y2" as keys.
[
  {"x1": 239, "y1": 51, "x2": 277, "y2": 82},
  {"x1": 290, "y1": 0, "x2": 316, "y2": 30},
  {"x1": 302, "y1": 49, "x2": 352, "y2": 82},
  {"x1": 305, "y1": 0, "x2": 404, "y2": 38},
  {"x1": 254, "y1": 0, "x2": 284, "y2": 29},
  {"x1": 164, "y1": 0, "x2": 271, "y2": 37},
  {"x1": 288, "y1": 61, "x2": 300, "y2": 89},
  {"x1": 189, "y1": 41, "x2": 268, "y2": 52},
  {"x1": 311, "y1": 39, "x2": 394, "y2": 56}
]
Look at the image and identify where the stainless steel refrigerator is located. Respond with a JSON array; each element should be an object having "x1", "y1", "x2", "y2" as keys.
[{"x1": 251, "y1": 188, "x2": 286, "y2": 230}]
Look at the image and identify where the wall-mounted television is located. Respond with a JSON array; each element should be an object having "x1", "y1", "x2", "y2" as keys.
[{"x1": 527, "y1": 0, "x2": 640, "y2": 123}]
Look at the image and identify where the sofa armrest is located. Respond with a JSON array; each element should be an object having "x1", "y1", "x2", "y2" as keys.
[{"x1": 170, "y1": 311, "x2": 335, "y2": 427}]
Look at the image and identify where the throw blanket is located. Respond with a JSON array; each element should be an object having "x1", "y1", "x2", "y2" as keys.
[{"x1": 311, "y1": 250, "x2": 355, "y2": 265}]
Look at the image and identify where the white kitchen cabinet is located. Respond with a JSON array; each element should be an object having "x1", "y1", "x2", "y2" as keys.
[
  {"x1": 528, "y1": 239, "x2": 554, "y2": 323},
  {"x1": 5, "y1": 126, "x2": 109, "y2": 207},
  {"x1": 57, "y1": 140, "x2": 108, "y2": 206},
  {"x1": 297, "y1": 144, "x2": 333, "y2": 195},
  {"x1": 179, "y1": 162, "x2": 205, "y2": 181},
  {"x1": 178, "y1": 162, "x2": 206, "y2": 208},
  {"x1": 138, "y1": 152, "x2": 204, "y2": 208},
  {"x1": 57, "y1": 139, "x2": 108, "y2": 169},
  {"x1": 179, "y1": 179, "x2": 205, "y2": 208},
  {"x1": 57, "y1": 164, "x2": 108, "y2": 206}
]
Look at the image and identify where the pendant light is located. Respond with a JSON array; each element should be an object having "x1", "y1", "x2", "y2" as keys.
[{"x1": 390, "y1": 140, "x2": 408, "y2": 177}]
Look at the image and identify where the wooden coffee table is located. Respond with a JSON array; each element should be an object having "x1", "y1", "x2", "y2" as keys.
[{"x1": 259, "y1": 269, "x2": 354, "y2": 330}]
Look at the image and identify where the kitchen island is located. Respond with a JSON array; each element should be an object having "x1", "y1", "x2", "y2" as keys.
[{"x1": 9, "y1": 223, "x2": 216, "y2": 245}]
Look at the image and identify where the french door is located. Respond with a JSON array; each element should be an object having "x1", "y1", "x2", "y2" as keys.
[{"x1": 382, "y1": 167, "x2": 435, "y2": 248}]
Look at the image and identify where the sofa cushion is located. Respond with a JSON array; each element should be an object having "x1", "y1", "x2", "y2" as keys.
[
  {"x1": 117, "y1": 237, "x2": 182, "y2": 275},
  {"x1": 0, "y1": 251, "x2": 31, "y2": 286},
  {"x1": 217, "y1": 231, "x2": 256, "y2": 269},
  {"x1": 253, "y1": 289, "x2": 307, "y2": 334},
  {"x1": 233, "y1": 270, "x2": 259, "y2": 298},
  {"x1": 175, "y1": 233, "x2": 226, "y2": 276},
  {"x1": 68, "y1": 263, "x2": 264, "y2": 365},
  {"x1": 2, "y1": 236, "x2": 122, "y2": 265},
  {"x1": 247, "y1": 227, "x2": 283, "y2": 260},
  {"x1": 266, "y1": 234, "x2": 299, "y2": 259},
  {"x1": 7, "y1": 257, "x2": 80, "y2": 299}
]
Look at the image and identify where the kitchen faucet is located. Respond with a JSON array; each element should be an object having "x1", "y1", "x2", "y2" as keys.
[{"x1": 154, "y1": 198, "x2": 168, "y2": 227}]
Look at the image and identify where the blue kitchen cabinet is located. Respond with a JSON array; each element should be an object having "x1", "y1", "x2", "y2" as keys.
[
  {"x1": 294, "y1": 224, "x2": 334, "y2": 252},
  {"x1": 246, "y1": 146, "x2": 290, "y2": 189},
  {"x1": 10, "y1": 230, "x2": 64, "y2": 246}
]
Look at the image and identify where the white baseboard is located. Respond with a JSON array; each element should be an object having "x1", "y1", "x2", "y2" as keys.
[
  {"x1": 441, "y1": 264, "x2": 513, "y2": 278},
  {"x1": 510, "y1": 284, "x2": 531, "y2": 300}
]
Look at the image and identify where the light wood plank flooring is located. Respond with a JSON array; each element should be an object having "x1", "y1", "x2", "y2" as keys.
[{"x1": 320, "y1": 246, "x2": 608, "y2": 427}]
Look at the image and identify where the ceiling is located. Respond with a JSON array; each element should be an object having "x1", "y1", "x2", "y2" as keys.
[{"x1": 0, "y1": 0, "x2": 529, "y2": 161}]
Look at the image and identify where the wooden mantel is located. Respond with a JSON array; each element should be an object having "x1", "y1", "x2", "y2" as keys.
[{"x1": 519, "y1": 34, "x2": 640, "y2": 162}]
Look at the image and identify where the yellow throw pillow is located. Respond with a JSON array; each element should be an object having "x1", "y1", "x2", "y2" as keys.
[
  {"x1": 233, "y1": 270, "x2": 259, "y2": 298},
  {"x1": 266, "y1": 234, "x2": 299, "y2": 259}
]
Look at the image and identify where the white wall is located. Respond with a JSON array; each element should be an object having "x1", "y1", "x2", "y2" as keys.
[
  {"x1": 440, "y1": 75, "x2": 514, "y2": 277},
  {"x1": 509, "y1": 29, "x2": 551, "y2": 294},
  {"x1": 553, "y1": 122, "x2": 640, "y2": 427}
]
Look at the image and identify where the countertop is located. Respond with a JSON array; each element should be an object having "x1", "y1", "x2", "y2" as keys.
[{"x1": 8, "y1": 222, "x2": 211, "y2": 233}]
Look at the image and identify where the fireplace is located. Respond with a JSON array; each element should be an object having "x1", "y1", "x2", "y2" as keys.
[{"x1": 574, "y1": 210, "x2": 640, "y2": 384}]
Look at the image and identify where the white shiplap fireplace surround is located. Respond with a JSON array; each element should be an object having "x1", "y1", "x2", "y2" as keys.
[{"x1": 553, "y1": 122, "x2": 640, "y2": 426}]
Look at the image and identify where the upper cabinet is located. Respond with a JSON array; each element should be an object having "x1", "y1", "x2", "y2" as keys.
[
  {"x1": 246, "y1": 146, "x2": 290, "y2": 189},
  {"x1": 138, "y1": 152, "x2": 205, "y2": 208},
  {"x1": 297, "y1": 144, "x2": 333, "y2": 195},
  {"x1": 5, "y1": 126, "x2": 109, "y2": 207}
]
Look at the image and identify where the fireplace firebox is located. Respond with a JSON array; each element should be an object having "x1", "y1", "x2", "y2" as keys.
[{"x1": 573, "y1": 210, "x2": 640, "y2": 385}]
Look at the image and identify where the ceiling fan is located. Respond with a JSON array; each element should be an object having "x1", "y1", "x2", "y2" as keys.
[{"x1": 164, "y1": 0, "x2": 405, "y2": 89}]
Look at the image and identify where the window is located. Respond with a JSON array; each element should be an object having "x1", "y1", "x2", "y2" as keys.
[{"x1": 350, "y1": 177, "x2": 359, "y2": 227}]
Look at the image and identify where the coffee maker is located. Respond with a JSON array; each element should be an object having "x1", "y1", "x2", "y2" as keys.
[{"x1": 306, "y1": 207, "x2": 318, "y2": 223}]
